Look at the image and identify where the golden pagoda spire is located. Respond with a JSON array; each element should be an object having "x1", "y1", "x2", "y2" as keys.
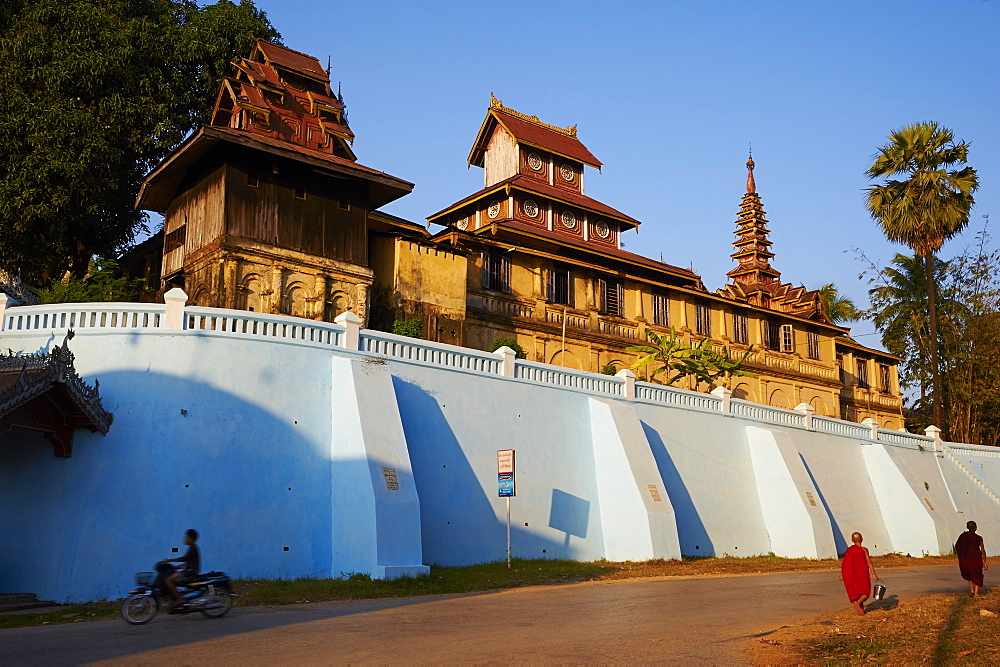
[{"x1": 746, "y1": 152, "x2": 756, "y2": 194}]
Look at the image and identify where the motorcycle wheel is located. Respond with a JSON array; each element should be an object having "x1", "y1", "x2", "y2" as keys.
[
  {"x1": 200, "y1": 585, "x2": 234, "y2": 618},
  {"x1": 121, "y1": 594, "x2": 159, "y2": 624}
]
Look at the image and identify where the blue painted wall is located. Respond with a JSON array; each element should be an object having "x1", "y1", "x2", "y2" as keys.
[{"x1": 2, "y1": 307, "x2": 999, "y2": 602}]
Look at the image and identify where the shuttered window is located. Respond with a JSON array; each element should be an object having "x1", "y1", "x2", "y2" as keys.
[
  {"x1": 482, "y1": 253, "x2": 511, "y2": 293},
  {"x1": 546, "y1": 267, "x2": 573, "y2": 306},
  {"x1": 598, "y1": 278, "x2": 624, "y2": 317},
  {"x1": 763, "y1": 321, "x2": 781, "y2": 350},
  {"x1": 733, "y1": 312, "x2": 748, "y2": 344},
  {"x1": 856, "y1": 360, "x2": 869, "y2": 389},
  {"x1": 780, "y1": 324, "x2": 794, "y2": 353},
  {"x1": 807, "y1": 332, "x2": 821, "y2": 359},
  {"x1": 695, "y1": 304, "x2": 711, "y2": 336},
  {"x1": 652, "y1": 294, "x2": 669, "y2": 326}
]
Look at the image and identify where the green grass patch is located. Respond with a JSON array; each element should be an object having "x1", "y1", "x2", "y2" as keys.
[
  {"x1": 0, "y1": 603, "x2": 119, "y2": 630},
  {"x1": 235, "y1": 558, "x2": 611, "y2": 605}
]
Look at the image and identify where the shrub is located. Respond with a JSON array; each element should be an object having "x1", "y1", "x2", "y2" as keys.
[{"x1": 489, "y1": 336, "x2": 527, "y2": 359}]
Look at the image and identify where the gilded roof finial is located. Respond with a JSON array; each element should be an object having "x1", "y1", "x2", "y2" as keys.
[{"x1": 746, "y1": 149, "x2": 756, "y2": 194}]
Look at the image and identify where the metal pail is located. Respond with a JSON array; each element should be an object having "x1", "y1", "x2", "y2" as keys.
[{"x1": 873, "y1": 584, "x2": 886, "y2": 600}]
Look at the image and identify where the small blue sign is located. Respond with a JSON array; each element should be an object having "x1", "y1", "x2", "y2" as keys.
[{"x1": 498, "y1": 472, "x2": 514, "y2": 497}]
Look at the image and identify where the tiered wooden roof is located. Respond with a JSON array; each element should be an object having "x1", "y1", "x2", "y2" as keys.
[
  {"x1": 211, "y1": 39, "x2": 355, "y2": 160},
  {"x1": 717, "y1": 156, "x2": 828, "y2": 321},
  {"x1": 138, "y1": 39, "x2": 413, "y2": 214}
]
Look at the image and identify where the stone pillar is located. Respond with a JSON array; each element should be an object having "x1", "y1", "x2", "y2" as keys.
[
  {"x1": 313, "y1": 274, "x2": 328, "y2": 321},
  {"x1": 269, "y1": 265, "x2": 284, "y2": 314},
  {"x1": 712, "y1": 386, "x2": 733, "y2": 413},
  {"x1": 163, "y1": 288, "x2": 188, "y2": 330},
  {"x1": 616, "y1": 368, "x2": 636, "y2": 400},
  {"x1": 0, "y1": 293, "x2": 18, "y2": 331},
  {"x1": 924, "y1": 425, "x2": 943, "y2": 452},
  {"x1": 335, "y1": 310, "x2": 362, "y2": 350},
  {"x1": 222, "y1": 257, "x2": 238, "y2": 310},
  {"x1": 494, "y1": 346, "x2": 517, "y2": 378},
  {"x1": 794, "y1": 402, "x2": 815, "y2": 429},
  {"x1": 862, "y1": 417, "x2": 879, "y2": 440}
]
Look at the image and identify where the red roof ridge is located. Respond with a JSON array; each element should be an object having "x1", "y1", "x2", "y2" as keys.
[{"x1": 490, "y1": 93, "x2": 578, "y2": 138}]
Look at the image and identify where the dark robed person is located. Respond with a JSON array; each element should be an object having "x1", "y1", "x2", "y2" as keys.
[
  {"x1": 840, "y1": 531, "x2": 879, "y2": 615},
  {"x1": 956, "y1": 520, "x2": 988, "y2": 596}
]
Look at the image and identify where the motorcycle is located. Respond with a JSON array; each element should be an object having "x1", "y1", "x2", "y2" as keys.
[{"x1": 120, "y1": 563, "x2": 235, "y2": 624}]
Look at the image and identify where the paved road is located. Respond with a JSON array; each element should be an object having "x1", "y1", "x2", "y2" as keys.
[{"x1": 2, "y1": 565, "x2": 963, "y2": 665}]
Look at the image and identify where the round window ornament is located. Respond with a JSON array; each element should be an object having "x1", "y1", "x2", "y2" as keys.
[
  {"x1": 594, "y1": 220, "x2": 611, "y2": 239},
  {"x1": 456, "y1": 216, "x2": 468, "y2": 231},
  {"x1": 526, "y1": 153, "x2": 543, "y2": 171},
  {"x1": 488, "y1": 201, "x2": 502, "y2": 219},
  {"x1": 523, "y1": 199, "x2": 539, "y2": 218},
  {"x1": 559, "y1": 164, "x2": 575, "y2": 181},
  {"x1": 560, "y1": 210, "x2": 578, "y2": 230}
]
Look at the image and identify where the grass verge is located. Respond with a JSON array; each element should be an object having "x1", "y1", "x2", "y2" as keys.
[
  {"x1": 0, "y1": 553, "x2": 957, "y2": 630},
  {"x1": 746, "y1": 591, "x2": 1000, "y2": 664}
]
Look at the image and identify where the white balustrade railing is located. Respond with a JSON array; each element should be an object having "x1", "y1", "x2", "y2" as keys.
[
  {"x1": 635, "y1": 382, "x2": 721, "y2": 411},
  {"x1": 940, "y1": 444, "x2": 1000, "y2": 507},
  {"x1": 946, "y1": 442, "x2": 1000, "y2": 459},
  {"x1": 186, "y1": 306, "x2": 344, "y2": 348},
  {"x1": 516, "y1": 359, "x2": 623, "y2": 396},
  {"x1": 2, "y1": 302, "x2": 165, "y2": 333},
  {"x1": 4, "y1": 298, "x2": 993, "y2": 455},
  {"x1": 813, "y1": 416, "x2": 872, "y2": 439},
  {"x1": 361, "y1": 331, "x2": 502, "y2": 374},
  {"x1": 731, "y1": 399, "x2": 804, "y2": 426},
  {"x1": 876, "y1": 429, "x2": 934, "y2": 449}
]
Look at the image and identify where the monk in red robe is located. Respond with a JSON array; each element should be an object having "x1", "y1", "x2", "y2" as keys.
[
  {"x1": 956, "y1": 520, "x2": 988, "y2": 596},
  {"x1": 840, "y1": 532, "x2": 879, "y2": 615}
]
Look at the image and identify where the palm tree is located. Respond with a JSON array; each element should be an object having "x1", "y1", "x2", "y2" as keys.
[
  {"x1": 818, "y1": 283, "x2": 860, "y2": 324},
  {"x1": 864, "y1": 122, "x2": 979, "y2": 431}
]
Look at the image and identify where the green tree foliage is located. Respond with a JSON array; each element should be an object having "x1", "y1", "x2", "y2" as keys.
[
  {"x1": 489, "y1": 336, "x2": 527, "y2": 359},
  {"x1": 0, "y1": 0, "x2": 280, "y2": 284},
  {"x1": 39, "y1": 258, "x2": 148, "y2": 304},
  {"x1": 627, "y1": 327, "x2": 755, "y2": 388},
  {"x1": 818, "y1": 283, "x2": 860, "y2": 324},
  {"x1": 865, "y1": 230, "x2": 1000, "y2": 445},
  {"x1": 865, "y1": 122, "x2": 979, "y2": 428},
  {"x1": 392, "y1": 318, "x2": 424, "y2": 339}
]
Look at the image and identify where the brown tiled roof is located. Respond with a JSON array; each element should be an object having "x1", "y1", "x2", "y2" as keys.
[
  {"x1": 208, "y1": 127, "x2": 404, "y2": 181},
  {"x1": 477, "y1": 219, "x2": 700, "y2": 281},
  {"x1": 254, "y1": 40, "x2": 329, "y2": 82},
  {"x1": 490, "y1": 108, "x2": 601, "y2": 167},
  {"x1": 137, "y1": 126, "x2": 413, "y2": 212},
  {"x1": 427, "y1": 175, "x2": 639, "y2": 228}
]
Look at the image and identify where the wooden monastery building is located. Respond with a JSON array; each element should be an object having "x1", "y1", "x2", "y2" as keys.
[{"x1": 133, "y1": 40, "x2": 903, "y2": 428}]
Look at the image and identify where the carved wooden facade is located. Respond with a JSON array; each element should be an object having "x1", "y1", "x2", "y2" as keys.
[{"x1": 137, "y1": 40, "x2": 414, "y2": 321}]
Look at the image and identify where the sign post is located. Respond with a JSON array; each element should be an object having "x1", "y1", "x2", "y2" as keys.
[{"x1": 497, "y1": 449, "x2": 515, "y2": 569}]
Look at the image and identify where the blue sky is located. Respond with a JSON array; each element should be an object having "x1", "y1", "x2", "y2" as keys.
[{"x1": 248, "y1": 0, "x2": 999, "y2": 345}]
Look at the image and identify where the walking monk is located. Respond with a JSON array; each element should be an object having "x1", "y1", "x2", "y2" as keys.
[
  {"x1": 840, "y1": 532, "x2": 879, "y2": 615},
  {"x1": 956, "y1": 520, "x2": 988, "y2": 596}
]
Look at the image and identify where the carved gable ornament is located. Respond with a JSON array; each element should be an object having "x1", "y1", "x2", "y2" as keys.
[{"x1": 0, "y1": 331, "x2": 114, "y2": 457}]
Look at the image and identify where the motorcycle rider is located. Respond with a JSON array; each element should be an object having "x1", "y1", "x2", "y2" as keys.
[{"x1": 159, "y1": 528, "x2": 200, "y2": 605}]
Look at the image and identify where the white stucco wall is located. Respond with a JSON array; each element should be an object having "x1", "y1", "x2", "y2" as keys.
[{"x1": 2, "y1": 302, "x2": 999, "y2": 601}]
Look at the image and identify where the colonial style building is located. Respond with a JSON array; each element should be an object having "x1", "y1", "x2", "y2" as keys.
[{"x1": 134, "y1": 42, "x2": 903, "y2": 428}]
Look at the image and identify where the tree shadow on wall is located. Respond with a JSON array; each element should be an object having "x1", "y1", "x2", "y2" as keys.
[{"x1": 642, "y1": 420, "x2": 714, "y2": 557}]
